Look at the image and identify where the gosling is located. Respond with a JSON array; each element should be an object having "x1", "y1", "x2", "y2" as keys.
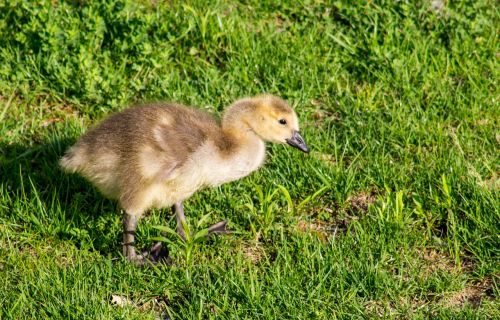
[{"x1": 60, "y1": 95, "x2": 309, "y2": 263}]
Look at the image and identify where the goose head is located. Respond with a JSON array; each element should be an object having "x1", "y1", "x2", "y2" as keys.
[{"x1": 223, "y1": 95, "x2": 309, "y2": 153}]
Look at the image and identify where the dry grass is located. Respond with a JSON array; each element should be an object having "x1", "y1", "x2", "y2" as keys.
[
  {"x1": 347, "y1": 190, "x2": 377, "y2": 214},
  {"x1": 441, "y1": 278, "x2": 494, "y2": 309},
  {"x1": 241, "y1": 241, "x2": 266, "y2": 264}
]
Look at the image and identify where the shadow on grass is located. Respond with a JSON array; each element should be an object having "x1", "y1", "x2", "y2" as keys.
[{"x1": 0, "y1": 137, "x2": 122, "y2": 255}]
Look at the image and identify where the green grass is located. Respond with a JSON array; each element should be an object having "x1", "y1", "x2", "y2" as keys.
[{"x1": 0, "y1": 0, "x2": 498, "y2": 318}]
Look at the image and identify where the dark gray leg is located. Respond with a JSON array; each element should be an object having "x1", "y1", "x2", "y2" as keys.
[
  {"x1": 175, "y1": 201, "x2": 231, "y2": 240},
  {"x1": 175, "y1": 202, "x2": 187, "y2": 241},
  {"x1": 122, "y1": 211, "x2": 140, "y2": 262},
  {"x1": 123, "y1": 211, "x2": 168, "y2": 265}
]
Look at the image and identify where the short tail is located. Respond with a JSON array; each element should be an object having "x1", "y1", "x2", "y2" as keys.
[{"x1": 59, "y1": 146, "x2": 85, "y2": 173}]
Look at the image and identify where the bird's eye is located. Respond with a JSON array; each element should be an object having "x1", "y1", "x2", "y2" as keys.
[{"x1": 278, "y1": 119, "x2": 287, "y2": 125}]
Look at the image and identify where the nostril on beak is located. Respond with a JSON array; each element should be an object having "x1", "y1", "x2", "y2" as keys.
[{"x1": 285, "y1": 130, "x2": 309, "y2": 153}]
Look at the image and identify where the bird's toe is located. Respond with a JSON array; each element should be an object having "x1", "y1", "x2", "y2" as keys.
[{"x1": 207, "y1": 220, "x2": 232, "y2": 236}]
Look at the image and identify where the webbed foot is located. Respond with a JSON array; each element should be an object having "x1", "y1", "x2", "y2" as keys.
[
  {"x1": 207, "y1": 220, "x2": 231, "y2": 236},
  {"x1": 125, "y1": 242, "x2": 170, "y2": 266}
]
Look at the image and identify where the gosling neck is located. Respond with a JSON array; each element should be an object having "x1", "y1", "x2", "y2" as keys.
[
  {"x1": 221, "y1": 100, "x2": 262, "y2": 143},
  {"x1": 221, "y1": 118, "x2": 261, "y2": 146}
]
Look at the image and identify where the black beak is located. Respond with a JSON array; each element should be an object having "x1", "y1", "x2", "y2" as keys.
[{"x1": 286, "y1": 130, "x2": 309, "y2": 153}]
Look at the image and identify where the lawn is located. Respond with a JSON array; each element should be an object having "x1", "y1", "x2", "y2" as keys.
[{"x1": 0, "y1": 0, "x2": 498, "y2": 319}]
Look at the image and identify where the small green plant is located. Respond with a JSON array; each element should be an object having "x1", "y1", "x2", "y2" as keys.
[
  {"x1": 374, "y1": 190, "x2": 409, "y2": 231},
  {"x1": 242, "y1": 184, "x2": 328, "y2": 239},
  {"x1": 241, "y1": 184, "x2": 298, "y2": 239},
  {"x1": 153, "y1": 213, "x2": 212, "y2": 266}
]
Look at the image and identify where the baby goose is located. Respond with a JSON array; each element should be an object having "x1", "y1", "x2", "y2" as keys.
[{"x1": 60, "y1": 95, "x2": 308, "y2": 263}]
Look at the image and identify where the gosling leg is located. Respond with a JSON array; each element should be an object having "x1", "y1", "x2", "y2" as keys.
[
  {"x1": 174, "y1": 202, "x2": 231, "y2": 240},
  {"x1": 175, "y1": 202, "x2": 187, "y2": 241},
  {"x1": 123, "y1": 211, "x2": 168, "y2": 265},
  {"x1": 122, "y1": 211, "x2": 141, "y2": 263}
]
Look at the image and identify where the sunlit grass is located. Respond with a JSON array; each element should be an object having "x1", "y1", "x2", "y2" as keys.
[{"x1": 0, "y1": 1, "x2": 498, "y2": 319}]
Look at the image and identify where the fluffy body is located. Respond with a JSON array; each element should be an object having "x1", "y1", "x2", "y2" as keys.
[{"x1": 60, "y1": 96, "x2": 298, "y2": 218}]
